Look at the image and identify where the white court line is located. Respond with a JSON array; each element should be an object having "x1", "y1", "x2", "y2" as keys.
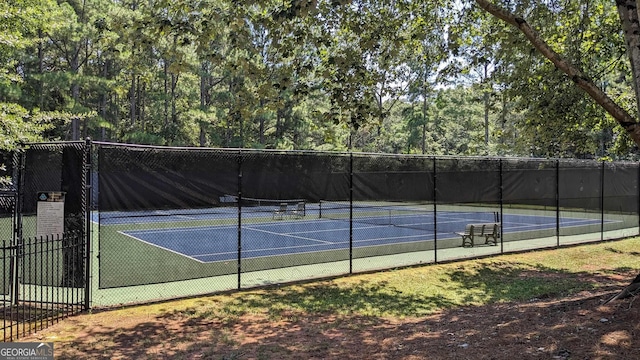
[
  {"x1": 192, "y1": 241, "x2": 339, "y2": 259},
  {"x1": 503, "y1": 217, "x2": 610, "y2": 232},
  {"x1": 120, "y1": 214, "x2": 616, "y2": 263},
  {"x1": 117, "y1": 230, "x2": 205, "y2": 262},
  {"x1": 191, "y1": 232, "x2": 435, "y2": 260},
  {"x1": 243, "y1": 227, "x2": 334, "y2": 244},
  {"x1": 124, "y1": 224, "x2": 237, "y2": 235}
]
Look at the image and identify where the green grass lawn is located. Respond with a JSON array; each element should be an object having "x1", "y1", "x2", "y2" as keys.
[{"x1": 122, "y1": 236, "x2": 640, "y2": 320}]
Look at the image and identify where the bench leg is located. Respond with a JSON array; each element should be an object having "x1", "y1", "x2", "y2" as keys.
[
  {"x1": 485, "y1": 235, "x2": 498, "y2": 245},
  {"x1": 462, "y1": 235, "x2": 474, "y2": 247}
]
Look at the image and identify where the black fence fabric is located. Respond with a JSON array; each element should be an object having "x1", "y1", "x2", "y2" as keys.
[
  {"x1": 16, "y1": 142, "x2": 89, "y2": 290},
  {"x1": 0, "y1": 142, "x2": 90, "y2": 341},
  {"x1": 603, "y1": 162, "x2": 638, "y2": 214},
  {"x1": 502, "y1": 159, "x2": 557, "y2": 208},
  {"x1": 98, "y1": 146, "x2": 239, "y2": 212},
  {"x1": 4, "y1": 141, "x2": 640, "y2": 308},
  {"x1": 93, "y1": 142, "x2": 640, "y2": 292}
]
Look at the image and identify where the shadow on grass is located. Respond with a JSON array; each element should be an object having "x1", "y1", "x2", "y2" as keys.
[
  {"x1": 605, "y1": 247, "x2": 640, "y2": 257},
  {"x1": 44, "y1": 263, "x2": 640, "y2": 359},
  {"x1": 443, "y1": 261, "x2": 602, "y2": 304}
]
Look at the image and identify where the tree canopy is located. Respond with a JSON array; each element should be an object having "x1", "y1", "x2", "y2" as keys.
[{"x1": 1, "y1": 0, "x2": 639, "y2": 160}]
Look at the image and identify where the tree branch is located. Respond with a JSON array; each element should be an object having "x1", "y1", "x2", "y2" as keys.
[{"x1": 474, "y1": 0, "x2": 640, "y2": 147}]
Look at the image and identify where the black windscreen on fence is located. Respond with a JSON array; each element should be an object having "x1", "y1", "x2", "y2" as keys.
[
  {"x1": 559, "y1": 160, "x2": 602, "y2": 213},
  {"x1": 502, "y1": 158, "x2": 557, "y2": 208},
  {"x1": 98, "y1": 146, "x2": 239, "y2": 212},
  {"x1": 435, "y1": 157, "x2": 501, "y2": 205},
  {"x1": 18, "y1": 143, "x2": 87, "y2": 288},
  {"x1": 352, "y1": 153, "x2": 433, "y2": 202},
  {"x1": 603, "y1": 162, "x2": 638, "y2": 214},
  {"x1": 14, "y1": 139, "x2": 640, "y2": 329},
  {"x1": 0, "y1": 192, "x2": 15, "y2": 298},
  {"x1": 88, "y1": 142, "x2": 640, "y2": 293},
  {"x1": 0, "y1": 143, "x2": 89, "y2": 341}
]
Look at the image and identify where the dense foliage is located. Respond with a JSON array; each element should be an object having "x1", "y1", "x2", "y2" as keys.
[{"x1": 0, "y1": 0, "x2": 637, "y2": 159}]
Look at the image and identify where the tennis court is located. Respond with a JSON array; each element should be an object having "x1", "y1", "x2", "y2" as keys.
[{"x1": 112, "y1": 206, "x2": 606, "y2": 263}]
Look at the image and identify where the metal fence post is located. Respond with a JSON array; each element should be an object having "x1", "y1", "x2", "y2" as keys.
[
  {"x1": 499, "y1": 158, "x2": 504, "y2": 254},
  {"x1": 237, "y1": 150, "x2": 243, "y2": 290},
  {"x1": 84, "y1": 138, "x2": 92, "y2": 310},
  {"x1": 13, "y1": 148, "x2": 26, "y2": 306},
  {"x1": 433, "y1": 156, "x2": 438, "y2": 264},
  {"x1": 349, "y1": 152, "x2": 353, "y2": 274},
  {"x1": 600, "y1": 161, "x2": 605, "y2": 242},
  {"x1": 556, "y1": 159, "x2": 560, "y2": 247}
]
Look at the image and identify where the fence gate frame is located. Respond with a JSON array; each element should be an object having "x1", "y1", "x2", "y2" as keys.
[{"x1": 1, "y1": 142, "x2": 92, "y2": 341}]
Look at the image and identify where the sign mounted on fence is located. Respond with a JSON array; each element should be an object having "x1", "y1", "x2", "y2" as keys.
[{"x1": 36, "y1": 191, "x2": 65, "y2": 238}]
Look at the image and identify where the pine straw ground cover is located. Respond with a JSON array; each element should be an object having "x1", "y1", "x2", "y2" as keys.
[{"x1": 21, "y1": 237, "x2": 640, "y2": 359}]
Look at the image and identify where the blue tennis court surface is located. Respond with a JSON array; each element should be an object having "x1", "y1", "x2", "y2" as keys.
[{"x1": 117, "y1": 212, "x2": 606, "y2": 263}]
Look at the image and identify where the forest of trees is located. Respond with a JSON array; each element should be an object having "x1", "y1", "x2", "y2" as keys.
[{"x1": 2, "y1": 0, "x2": 639, "y2": 160}]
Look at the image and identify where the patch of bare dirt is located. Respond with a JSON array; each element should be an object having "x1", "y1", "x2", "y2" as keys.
[
  {"x1": 13, "y1": 264, "x2": 640, "y2": 360},
  {"x1": 21, "y1": 282, "x2": 640, "y2": 359}
]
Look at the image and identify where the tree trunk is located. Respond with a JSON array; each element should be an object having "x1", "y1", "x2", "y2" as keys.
[
  {"x1": 474, "y1": 0, "x2": 640, "y2": 147},
  {"x1": 38, "y1": 29, "x2": 44, "y2": 110},
  {"x1": 259, "y1": 99, "x2": 266, "y2": 145},
  {"x1": 100, "y1": 58, "x2": 109, "y2": 141},
  {"x1": 130, "y1": 75, "x2": 136, "y2": 126},
  {"x1": 164, "y1": 60, "x2": 169, "y2": 126},
  {"x1": 422, "y1": 68, "x2": 428, "y2": 154},
  {"x1": 200, "y1": 61, "x2": 208, "y2": 147},
  {"x1": 171, "y1": 73, "x2": 178, "y2": 124},
  {"x1": 617, "y1": 0, "x2": 640, "y2": 120},
  {"x1": 139, "y1": 80, "x2": 145, "y2": 126},
  {"x1": 483, "y1": 63, "x2": 490, "y2": 145}
]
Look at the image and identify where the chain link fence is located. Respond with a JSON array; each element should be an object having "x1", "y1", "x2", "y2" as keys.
[
  {"x1": 3, "y1": 141, "x2": 639, "y2": 309},
  {"x1": 0, "y1": 142, "x2": 89, "y2": 340}
]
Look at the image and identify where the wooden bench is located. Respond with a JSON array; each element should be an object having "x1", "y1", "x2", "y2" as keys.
[
  {"x1": 480, "y1": 223, "x2": 500, "y2": 245},
  {"x1": 457, "y1": 224, "x2": 476, "y2": 247},
  {"x1": 458, "y1": 223, "x2": 500, "y2": 247}
]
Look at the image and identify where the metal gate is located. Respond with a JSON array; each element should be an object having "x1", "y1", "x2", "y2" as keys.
[{"x1": 1, "y1": 143, "x2": 91, "y2": 341}]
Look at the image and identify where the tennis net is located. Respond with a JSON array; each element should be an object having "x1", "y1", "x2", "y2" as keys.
[
  {"x1": 98, "y1": 196, "x2": 306, "y2": 223},
  {"x1": 319, "y1": 201, "x2": 498, "y2": 232},
  {"x1": 238, "y1": 196, "x2": 306, "y2": 211}
]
